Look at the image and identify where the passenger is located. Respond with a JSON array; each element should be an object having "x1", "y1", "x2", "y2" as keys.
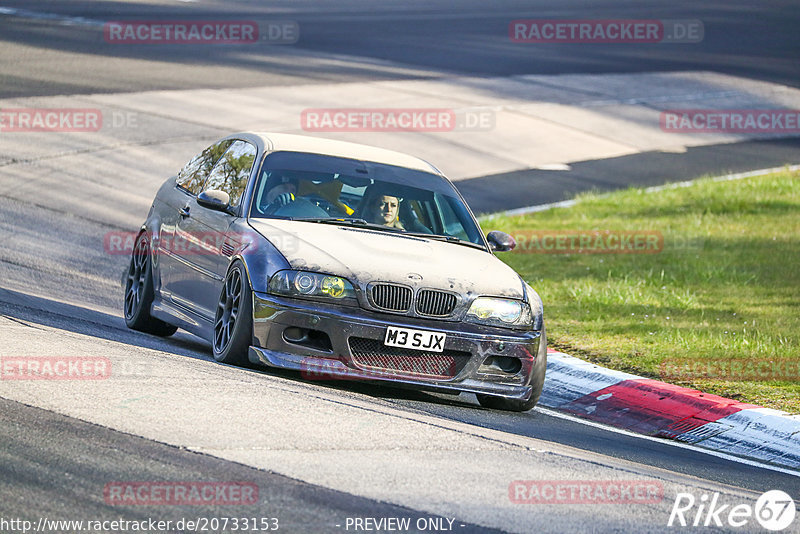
[{"x1": 366, "y1": 195, "x2": 405, "y2": 229}]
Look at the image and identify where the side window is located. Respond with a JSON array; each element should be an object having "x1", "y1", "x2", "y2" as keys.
[
  {"x1": 201, "y1": 140, "x2": 257, "y2": 208},
  {"x1": 176, "y1": 139, "x2": 233, "y2": 195}
]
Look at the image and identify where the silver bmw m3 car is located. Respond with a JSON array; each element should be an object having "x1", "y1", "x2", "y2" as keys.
[{"x1": 124, "y1": 132, "x2": 546, "y2": 411}]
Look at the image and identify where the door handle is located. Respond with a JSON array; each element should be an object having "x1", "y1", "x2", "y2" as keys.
[{"x1": 179, "y1": 206, "x2": 190, "y2": 218}]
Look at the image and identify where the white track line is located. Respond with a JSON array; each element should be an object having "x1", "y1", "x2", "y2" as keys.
[
  {"x1": 536, "y1": 406, "x2": 800, "y2": 478},
  {"x1": 0, "y1": 6, "x2": 104, "y2": 26}
]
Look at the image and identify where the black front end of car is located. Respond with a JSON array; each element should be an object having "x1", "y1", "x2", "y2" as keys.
[{"x1": 248, "y1": 291, "x2": 544, "y2": 403}]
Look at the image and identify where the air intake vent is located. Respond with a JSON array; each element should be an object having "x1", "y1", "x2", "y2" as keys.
[
  {"x1": 370, "y1": 284, "x2": 412, "y2": 312},
  {"x1": 416, "y1": 290, "x2": 457, "y2": 317},
  {"x1": 349, "y1": 337, "x2": 469, "y2": 379}
]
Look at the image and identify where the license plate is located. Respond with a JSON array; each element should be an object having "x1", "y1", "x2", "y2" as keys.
[{"x1": 384, "y1": 326, "x2": 446, "y2": 353}]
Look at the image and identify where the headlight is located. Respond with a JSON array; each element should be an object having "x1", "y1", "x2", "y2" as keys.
[
  {"x1": 466, "y1": 297, "x2": 532, "y2": 328},
  {"x1": 268, "y1": 270, "x2": 356, "y2": 301}
]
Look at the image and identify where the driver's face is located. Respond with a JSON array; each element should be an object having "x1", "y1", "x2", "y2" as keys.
[{"x1": 375, "y1": 195, "x2": 399, "y2": 225}]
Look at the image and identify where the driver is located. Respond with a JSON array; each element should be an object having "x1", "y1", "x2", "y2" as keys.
[
  {"x1": 366, "y1": 194, "x2": 405, "y2": 229},
  {"x1": 262, "y1": 174, "x2": 355, "y2": 216},
  {"x1": 264, "y1": 176, "x2": 297, "y2": 208}
]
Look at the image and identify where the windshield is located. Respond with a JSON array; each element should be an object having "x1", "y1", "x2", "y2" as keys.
[{"x1": 250, "y1": 151, "x2": 486, "y2": 247}]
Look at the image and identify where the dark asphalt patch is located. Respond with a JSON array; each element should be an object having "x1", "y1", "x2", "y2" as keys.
[
  {"x1": 0, "y1": 396, "x2": 504, "y2": 534},
  {"x1": 457, "y1": 137, "x2": 800, "y2": 214}
]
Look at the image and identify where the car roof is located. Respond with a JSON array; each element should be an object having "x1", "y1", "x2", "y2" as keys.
[{"x1": 241, "y1": 132, "x2": 441, "y2": 175}]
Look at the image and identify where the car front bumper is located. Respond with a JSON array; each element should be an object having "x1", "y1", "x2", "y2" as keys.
[{"x1": 248, "y1": 291, "x2": 543, "y2": 401}]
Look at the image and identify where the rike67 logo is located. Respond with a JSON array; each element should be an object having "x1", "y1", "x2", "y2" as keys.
[{"x1": 669, "y1": 490, "x2": 796, "y2": 531}]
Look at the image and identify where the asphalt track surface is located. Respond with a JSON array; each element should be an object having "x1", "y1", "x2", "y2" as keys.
[
  {"x1": 1, "y1": 1, "x2": 800, "y2": 533},
  {"x1": 0, "y1": 397, "x2": 501, "y2": 534},
  {"x1": 3, "y1": 0, "x2": 800, "y2": 213},
  {"x1": 1, "y1": 0, "x2": 799, "y2": 97},
  {"x1": 2, "y1": 292, "x2": 800, "y2": 533}
]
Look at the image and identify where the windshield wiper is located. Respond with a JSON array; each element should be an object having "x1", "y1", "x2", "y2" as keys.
[
  {"x1": 290, "y1": 219, "x2": 482, "y2": 245},
  {"x1": 292, "y1": 217, "x2": 405, "y2": 232},
  {"x1": 293, "y1": 217, "x2": 367, "y2": 225},
  {"x1": 404, "y1": 232, "x2": 487, "y2": 250}
]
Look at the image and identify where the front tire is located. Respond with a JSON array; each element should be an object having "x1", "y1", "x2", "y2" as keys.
[
  {"x1": 213, "y1": 261, "x2": 253, "y2": 365},
  {"x1": 477, "y1": 325, "x2": 547, "y2": 412},
  {"x1": 123, "y1": 234, "x2": 178, "y2": 337}
]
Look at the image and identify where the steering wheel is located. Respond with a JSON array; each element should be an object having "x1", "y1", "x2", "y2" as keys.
[
  {"x1": 303, "y1": 194, "x2": 349, "y2": 217},
  {"x1": 270, "y1": 197, "x2": 329, "y2": 218}
]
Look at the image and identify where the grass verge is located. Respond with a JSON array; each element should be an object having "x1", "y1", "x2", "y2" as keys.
[{"x1": 483, "y1": 169, "x2": 800, "y2": 413}]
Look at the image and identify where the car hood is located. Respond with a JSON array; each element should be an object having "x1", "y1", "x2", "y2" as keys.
[{"x1": 248, "y1": 219, "x2": 526, "y2": 299}]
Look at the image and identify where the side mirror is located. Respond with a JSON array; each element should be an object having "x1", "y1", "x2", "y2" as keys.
[
  {"x1": 486, "y1": 230, "x2": 516, "y2": 252},
  {"x1": 197, "y1": 189, "x2": 231, "y2": 213}
]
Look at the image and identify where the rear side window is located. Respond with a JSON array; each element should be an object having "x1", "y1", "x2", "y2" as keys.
[
  {"x1": 176, "y1": 139, "x2": 233, "y2": 195},
  {"x1": 202, "y1": 140, "x2": 257, "y2": 208}
]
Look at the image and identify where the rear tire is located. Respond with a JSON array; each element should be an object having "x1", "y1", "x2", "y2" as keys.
[
  {"x1": 477, "y1": 325, "x2": 547, "y2": 412},
  {"x1": 212, "y1": 261, "x2": 253, "y2": 365},
  {"x1": 123, "y1": 234, "x2": 178, "y2": 337}
]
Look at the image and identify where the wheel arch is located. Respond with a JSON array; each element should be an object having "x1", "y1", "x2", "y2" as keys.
[{"x1": 226, "y1": 221, "x2": 291, "y2": 295}]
